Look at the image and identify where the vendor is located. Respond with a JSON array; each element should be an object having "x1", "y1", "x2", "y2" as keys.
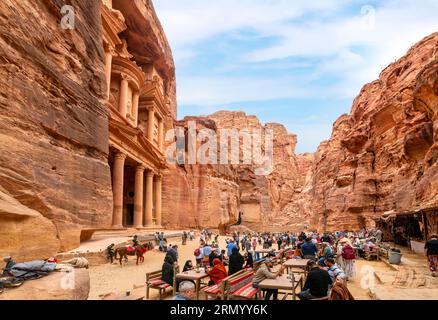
[{"x1": 2, "y1": 256, "x2": 16, "y2": 277}]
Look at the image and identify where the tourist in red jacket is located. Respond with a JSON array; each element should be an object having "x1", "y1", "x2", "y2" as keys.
[{"x1": 207, "y1": 258, "x2": 228, "y2": 286}]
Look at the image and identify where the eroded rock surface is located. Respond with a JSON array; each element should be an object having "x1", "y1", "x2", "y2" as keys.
[
  {"x1": 0, "y1": 0, "x2": 112, "y2": 256},
  {"x1": 308, "y1": 32, "x2": 438, "y2": 231}
]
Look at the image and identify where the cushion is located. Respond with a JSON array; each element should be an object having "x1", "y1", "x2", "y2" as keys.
[
  {"x1": 202, "y1": 284, "x2": 221, "y2": 295},
  {"x1": 148, "y1": 279, "x2": 167, "y2": 287},
  {"x1": 228, "y1": 272, "x2": 253, "y2": 292},
  {"x1": 231, "y1": 282, "x2": 258, "y2": 299},
  {"x1": 228, "y1": 272, "x2": 253, "y2": 285}
]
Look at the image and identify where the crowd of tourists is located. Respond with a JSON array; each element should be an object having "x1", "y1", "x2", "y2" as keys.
[{"x1": 165, "y1": 229, "x2": 438, "y2": 300}]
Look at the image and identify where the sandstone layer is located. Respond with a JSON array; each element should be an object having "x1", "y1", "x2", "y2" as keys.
[{"x1": 0, "y1": 0, "x2": 113, "y2": 257}]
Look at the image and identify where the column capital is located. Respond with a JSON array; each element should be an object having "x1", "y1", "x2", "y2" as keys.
[
  {"x1": 146, "y1": 171, "x2": 155, "y2": 178},
  {"x1": 114, "y1": 152, "x2": 126, "y2": 160},
  {"x1": 120, "y1": 73, "x2": 131, "y2": 82},
  {"x1": 155, "y1": 174, "x2": 162, "y2": 181},
  {"x1": 136, "y1": 164, "x2": 146, "y2": 172},
  {"x1": 147, "y1": 106, "x2": 155, "y2": 112}
]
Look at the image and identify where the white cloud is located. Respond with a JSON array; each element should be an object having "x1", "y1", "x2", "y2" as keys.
[{"x1": 152, "y1": 0, "x2": 438, "y2": 151}]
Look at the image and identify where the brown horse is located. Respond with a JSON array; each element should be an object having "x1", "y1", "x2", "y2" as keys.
[{"x1": 114, "y1": 242, "x2": 154, "y2": 266}]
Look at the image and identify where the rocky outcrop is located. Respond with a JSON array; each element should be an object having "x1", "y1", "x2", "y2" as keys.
[
  {"x1": 0, "y1": 0, "x2": 113, "y2": 257},
  {"x1": 0, "y1": 268, "x2": 90, "y2": 300},
  {"x1": 308, "y1": 32, "x2": 438, "y2": 231},
  {"x1": 162, "y1": 117, "x2": 240, "y2": 230},
  {"x1": 162, "y1": 111, "x2": 312, "y2": 232}
]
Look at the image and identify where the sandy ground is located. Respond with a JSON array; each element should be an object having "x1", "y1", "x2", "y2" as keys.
[{"x1": 88, "y1": 236, "x2": 437, "y2": 300}]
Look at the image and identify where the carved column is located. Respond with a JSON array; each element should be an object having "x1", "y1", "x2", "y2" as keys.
[
  {"x1": 132, "y1": 92, "x2": 140, "y2": 127},
  {"x1": 158, "y1": 118, "x2": 164, "y2": 152},
  {"x1": 155, "y1": 175, "x2": 162, "y2": 227},
  {"x1": 144, "y1": 171, "x2": 154, "y2": 226},
  {"x1": 112, "y1": 152, "x2": 126, "y2": 228},
  {"x1": 147, "y1": 107, "x2": 155, "y2": 141},
  {"x1": 119, "y1": 74, "x2": 129, "y2": 118},
  {"x1": 104, "y1": 48, "x2": 113, "y2": 100},
  {"x1": 134, "y1": 165, "x2": 145, "y2": 228}
]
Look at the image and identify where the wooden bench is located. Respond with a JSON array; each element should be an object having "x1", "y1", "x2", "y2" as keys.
[
  {"x1": 201, "y1": 269, "x2": 247, "y2": 300},
  {"x1": 226, "y1": 270, "x2": 259, "y2": 300},
  {"x1": 146, "y1": 270, "x2": 172, "y2": 300}
]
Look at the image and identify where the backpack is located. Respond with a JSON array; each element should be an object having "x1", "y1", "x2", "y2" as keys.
[
  {"x1": 194, "y1": 248, "x2": 201, "y2": 256},
  {"x1": 342, "y1": 245, "x2": 356, "y2": 260}
]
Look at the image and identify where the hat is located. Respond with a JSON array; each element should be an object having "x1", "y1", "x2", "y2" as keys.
[{"x1": 3, "y1": 256, "x2": 11, "y2": 262}]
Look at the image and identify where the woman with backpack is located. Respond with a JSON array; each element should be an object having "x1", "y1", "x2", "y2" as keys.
[{"x1": 338, "y1": 238, "x2": 356, "y2": 280}]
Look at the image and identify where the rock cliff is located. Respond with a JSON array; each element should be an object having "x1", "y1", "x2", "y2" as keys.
[
  {"x1": 162, "y1": 111, "x2": 312, "y2": 232},
  {"x1": 308, "y1": 32, "x2": 438, "y2": 231},
  {"x1": 0, "y1": 0, "x2": 113, "y2": 258}
]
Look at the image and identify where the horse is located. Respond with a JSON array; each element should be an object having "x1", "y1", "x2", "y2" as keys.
[{"x1": 114, "y1": 242, "x2": 154, "y2": 266}]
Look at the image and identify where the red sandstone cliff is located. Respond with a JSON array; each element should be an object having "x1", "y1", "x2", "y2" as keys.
[
  {"x1": 161, "y1": 111, "x2": 312, "y2": 232},
  {"x1": 0, "y1": 0, "x2": 113, "y2": 259},
  {"x1": 308, "y1": 32, "x2": 438, "y2": 231}
]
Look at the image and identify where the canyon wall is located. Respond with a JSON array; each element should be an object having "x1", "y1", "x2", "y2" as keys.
[
  {"x1": 308, "y1": 32, "x2": 438, "y2": 231},
  {"x1": 0, "y1": 0, "x2": 113, "y2": 259},
  {"x1": 162, "y1": 111, "x2": 312, "y2": 232}
]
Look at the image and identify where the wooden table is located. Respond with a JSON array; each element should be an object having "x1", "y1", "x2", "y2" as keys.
[
  {"x1": 175, "y1": 270, "x2": 209, "y2": 300},
  {"x1": 284, "y1": 259, "x2": 310, "y2": 276},
  {"x1": 258, "y1": 274, "x2": 303, "y2": 300}
]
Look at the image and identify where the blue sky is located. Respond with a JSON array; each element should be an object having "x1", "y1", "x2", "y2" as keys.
[{"x1": 153, "y1": 0, "x2": 438, "y2": 153}]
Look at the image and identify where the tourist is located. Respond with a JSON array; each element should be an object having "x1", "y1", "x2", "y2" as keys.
[
  {"x1": 219, "y1": 249, "x2": 229, "y2": 266},
  {"x1": 154, "y1": 232, "x2": 160, "y2": 246},
  {"x1": 226, "y1": 240, "x2": 237, "y2": 257},
  {"x1": 159, "y1": 238, "x2": 167, "y2": 252},
  {"x1": 252, "y1": 258, "x2": 285, "y2": 300},
  {"x1": 208, "y1": 248, "x2": 219, "y2": 267},
  {"x1": 324, "y1": 257, "x2": 346, "y2": 283},
  {"x1": 132, "y1": 235, "x2": 139, "y2": 247},
  {"x1": 202, "y1": 243, "x2": 212, "y2": 257},
  {"x1": 301, "y1": 237, "x2": 318, "y2": 260},
  {"x1": 106, "y1": 244, "x2": 115, "y2": 264},
  {"x1": 298, "y1": 260, "x2": 332, "y2": 300},
  {"x1": 321, "y1": 233, "x2": 331, "y2": 244},
  {"x1": 2, "y1": 256, "x2": 15, "y2": 277},
  {"x1": 183, "y1": 260, "x2": 194, "y2": 272},
  {"x1": 161, "y1": 253, "x2": 177, "y2": 287},
  {"x1": 425, "y1": 234, "x2": 438, "y2": 277},
  {"x1": 338, "y1": 238, "x2": 356, "y2": 280},
  {"x1": 244, "y1": 250, "x2": 254, "y2": 269},
  {"x1": 170, "y1": 245, "x2": 179, "y2": 261},
  {"x1": 182, "y1": 231, "x2": 187, "y2": 245},
  {"x1": 173, "y1": 281, "x2": 195, "y2": 300},
  {"x1": 318, "y1": 242, "x2": 333, "y2": 266},
  {"x1": 207, "y1": 258, "x2": 228, "y2": 286},
  {"x1": 228, "y1": 247, "x2": 245, "y2": 275},
  {"x1": 277, "y1": 237, "x2": 282, "y2": 251},
  {"x1": 194, "y1": 246, "x2": 203, "y2": 267},
  {"x1": 252, "y1": 236, "x2": 258, "y2": 251}
]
